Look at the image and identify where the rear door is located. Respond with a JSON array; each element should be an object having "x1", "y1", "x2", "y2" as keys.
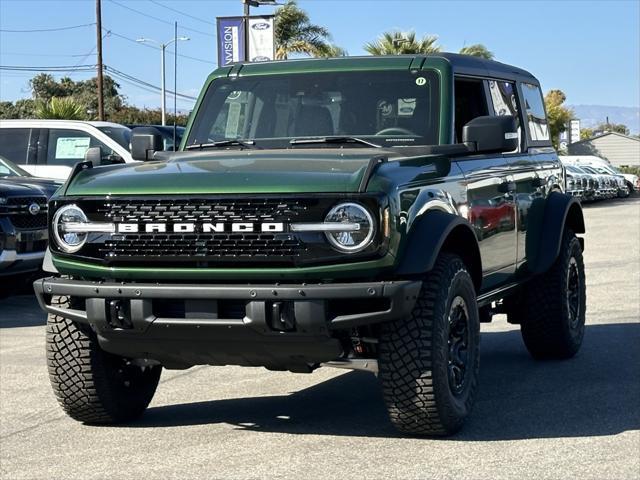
[
  {"x1": 487, "y1": 79, "x2": 543, "y2": 270},
  {"x1": 38, "y1": 128, "x2": 122, "y2": 180}
]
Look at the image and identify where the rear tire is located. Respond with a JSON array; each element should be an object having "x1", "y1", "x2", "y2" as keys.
[
  {"x1": 47, "y1": 296, "x2": 162, "y2": 424},
  {"x1": 520, "y1": 230, "x2": 586, "y2": 359},
  {"x1": 378, "y1": 254, "x2": 480, "y2": 436}
]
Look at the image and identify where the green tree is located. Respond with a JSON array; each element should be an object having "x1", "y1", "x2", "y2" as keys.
[
  {"x1": 459, "y1": 43, "x2": 494, "y2": 59},
  {"x1": 364, "y1": 31, "x2": 441, "y2": 55},
  {"x1": 594, "y1": 122, "x2": 630, "y2": 135},
  {"x1": 0, "y1": 99, "x2": 36, "y2": 119},
  {"x1": 28, "y1": 73, "x2": 124, "y2": 119},
  {"x1": 109, "y1": 105, "x2": 190, "y2": 126},
  {"x1": 35, "y1": 96, "x2": 87, "y2": 120},
  {"x1": 580, "y1": 127, "x2": 594, "y2": 140},
  {"x1": 274, "y1": 0, "x2": 340, "y2": 59},
  {"x1": 544, "y1": 89, "x2": 574, "y2": 150}
]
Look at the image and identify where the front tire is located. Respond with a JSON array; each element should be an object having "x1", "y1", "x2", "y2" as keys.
[
  {"x1": 47, "y1": 296, "x2": 162, "y2": 424},
  {"x1": 520, "y1": 230, "x2": 586, "y2": 359},
  {"x1": 378, "y1": 254, "x2": 480, "y2": 436}
]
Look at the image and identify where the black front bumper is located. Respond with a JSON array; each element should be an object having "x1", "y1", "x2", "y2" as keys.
[{"x1": 34, "y1": 277, "x2": 421, "y2": 370}]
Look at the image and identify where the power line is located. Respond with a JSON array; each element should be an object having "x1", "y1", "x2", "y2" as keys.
[
  {"x1": 0, "y1": 64, "x2": 197, "y2": 102},
  {"x1": 0, "y1": 65, "x2": 96, "y2": 72},
  {"x1": 0, "y1": 23, "x2": 96, "y2": 33},
  {"x1": 104, "y1": 28, "x2": 215, "y2": 65},
  {"x1": 0, "y1": 52, "x2": 97, "y2": 58},
  {"x1": 105, "y1": 65, "x2": 197, "y2": 101},
  {"x1": 148, "y1": 0, "x2": 216, "y2": 27},
  {"x1": 105, "y1": 0, "x2": 214, "y2": 38}
]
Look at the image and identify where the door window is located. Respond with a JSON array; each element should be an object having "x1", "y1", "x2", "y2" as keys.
[
  {"x1": 521, "y1": 83, "x2": 549, "y2": 142},
  {"x1": 488, "y1": 80, "x2": 521, "y2": 152},
  {"x1": 46, "y1": 129, "x2": 114, "y2": 166},
  {"x1": 454, "y1": 78, "x2": 489, "y2": 142},
  {"x1": 0, "y1": 128, "x2": 33, "y2": 164}
]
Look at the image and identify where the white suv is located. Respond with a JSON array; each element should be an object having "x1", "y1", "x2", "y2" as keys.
[{"x1": 0, "y1": 120, "x2": 134, "y2": 180}]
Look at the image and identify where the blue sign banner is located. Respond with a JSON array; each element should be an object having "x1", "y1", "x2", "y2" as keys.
[{"x1": 217, "y1": 17, "x2": 245, "y2": 66}]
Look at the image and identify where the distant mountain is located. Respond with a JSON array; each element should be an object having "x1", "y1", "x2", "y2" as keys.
[{"x1": 568, "y1": 105, "x2": 640, "y2": 135}]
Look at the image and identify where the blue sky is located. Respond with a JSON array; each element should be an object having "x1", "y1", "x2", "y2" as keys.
[{"x1": 1, "y1": 0, "x2": 639, "y2": 112}]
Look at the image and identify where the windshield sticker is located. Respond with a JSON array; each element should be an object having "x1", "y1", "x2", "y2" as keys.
[
  {"x1": 55, "y1": 137, "x2": 91, "y2": 159},
  {"x1": 225, "y1": 102, "x2": 242, "y2": 137},
  {"x1": 415, "y1": 77, "x2": 427, "y2": 86}
]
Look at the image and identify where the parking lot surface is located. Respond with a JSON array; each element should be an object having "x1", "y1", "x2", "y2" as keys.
[{"x1": 1, "y1": 198, "x2": 639, "y2": 480}]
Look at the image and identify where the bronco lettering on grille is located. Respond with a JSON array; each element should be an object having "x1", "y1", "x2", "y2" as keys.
[{"x1": 116, "y1": 222, "x2": 285, "y2": 234}]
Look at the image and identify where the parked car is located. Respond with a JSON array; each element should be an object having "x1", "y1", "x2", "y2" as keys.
[
  {"x1": 33, "y1": 54, "x2": 587, "y2": 436},
  {"x1": 0, "y1": 120, "x2": 133, "y2": 180},
  {"x1": 580, "y1": 165, "x2": 616, "y2": 199},
  {"x1": 561, "y1": 155, "x2": 638, "y2": 196},
  {"x1": 124, "y1": 125, "x2": 185, "y2": 151},
  {"x1": 0, "y1": 159, "x2": 60, "y2": 280}
]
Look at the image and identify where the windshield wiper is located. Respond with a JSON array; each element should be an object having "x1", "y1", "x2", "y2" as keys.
[
  {"x1": 289, "y1": 136, "x2": 381, "y2": 148},
  {"x1": 186, "y1": 139, "x2": 257, "y2": 150}
]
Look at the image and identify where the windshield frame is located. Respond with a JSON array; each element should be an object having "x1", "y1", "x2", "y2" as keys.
[
  {"x1": 0, "y1": 156, "x2": 31, "y2": 178},
  {"x1": 184, "y1": 69, "x2": 441, "y2": 150}
]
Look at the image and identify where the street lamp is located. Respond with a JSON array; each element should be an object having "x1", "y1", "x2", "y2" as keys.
[{"x1": 137, "y1": 35, "x2": 190, "y2": 125}]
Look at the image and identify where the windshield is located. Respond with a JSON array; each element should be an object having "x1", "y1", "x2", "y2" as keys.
[
  {"x1": 97, "y1": 126, "x2": 131, "y2": 150},
  {"x1": 186, "y1": 70, "x2": 440, "y2": 149},
  {"x1": 0, "y1": 157, "x2": 30, "y2": 177}
]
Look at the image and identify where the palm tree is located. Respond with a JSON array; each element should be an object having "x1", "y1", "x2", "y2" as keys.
[
  {"x1": 35, "y1": 96, "x2": 86, "y2": 120},
  {"x1": 459, "y1": 44, "x2": 494, "y2": 59},
  {"x1": 274, "y1": 1, "x2": 340, "y2": 59},
  {"x1": 364, "y1": 31, "x2": 441, "y2": 55}
]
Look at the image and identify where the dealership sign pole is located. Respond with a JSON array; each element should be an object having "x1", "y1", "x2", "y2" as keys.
[
  {"x1": 217, "y1": 15, "x2": 274, "y2": 66},
  {"x1": 216, "y1": 17, "x2": 246, "y2": 66}
]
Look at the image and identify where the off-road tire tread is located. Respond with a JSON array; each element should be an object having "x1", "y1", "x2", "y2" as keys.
[
  {"x1": 46, "y1": 296, "x2": 161, "y2": 423},
  {"x1": 378, "y1": 254, "x2": 479, "y2": 436},
  {"x1": 520, "y1": 229, "x2": 586, "y2": 359}
]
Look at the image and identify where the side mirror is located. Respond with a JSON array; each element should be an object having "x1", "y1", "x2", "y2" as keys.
[
  {"x1": 462, "y1": 115, "x2": 518, "y2": 154},
  {"x1": 84, "y1": 146, "x2": 103, "y2": 166},
  {"x1": 131, "y1": 127, "x2": 164, "y2": 161}
]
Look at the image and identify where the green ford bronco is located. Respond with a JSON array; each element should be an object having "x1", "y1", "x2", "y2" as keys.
[{"x1": 35, "y1": 54, "x2": 586, "y2": 436}]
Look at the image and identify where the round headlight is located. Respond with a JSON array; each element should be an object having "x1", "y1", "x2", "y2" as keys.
[
  {"x1": 53, "y1": 204, "x2": 88, "y2": 253},
  {"x1": 324, "y1": 202, "x2": 375, "y2": 253}
]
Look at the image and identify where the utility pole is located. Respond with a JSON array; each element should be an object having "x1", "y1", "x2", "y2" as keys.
[{"x1": 95, "y1": 0, "x2": 105, "y2": 121}]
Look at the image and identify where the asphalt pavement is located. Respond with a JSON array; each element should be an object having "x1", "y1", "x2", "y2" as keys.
[{"x1": 1, "y1": 197, "x2": 639, "y2": 480}]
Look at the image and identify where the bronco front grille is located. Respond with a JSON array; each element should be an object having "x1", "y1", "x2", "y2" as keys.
[
  {"x1": 100, "y1": 233, "x2": 302, "y2": 259},
  {"x1": 51, "y1": 195, "x2": 383, "y2": 268}
]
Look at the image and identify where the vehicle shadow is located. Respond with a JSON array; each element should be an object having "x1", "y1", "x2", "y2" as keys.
[
  {"x1": 0, "y1": 294, "x2": 46, "y2": 328},
  {"x1": 137, "y1": 322, "x2": 640, "y2": 440}
]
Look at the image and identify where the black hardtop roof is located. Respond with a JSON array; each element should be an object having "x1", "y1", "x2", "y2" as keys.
[
  {"x1": 432, "y1": 52, "x2": 539, "y2": 84},
  {"x1": 229, "y1": 53, "x2": 540, "y2": 85}
]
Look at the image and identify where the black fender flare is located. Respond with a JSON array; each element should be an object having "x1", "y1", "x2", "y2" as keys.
[
  {"x1": 395, "y1": 209, "x2": 482, "y2": 291},
  {"x1": 527, "y1": 192, "x2": 585, "y2": 275}
]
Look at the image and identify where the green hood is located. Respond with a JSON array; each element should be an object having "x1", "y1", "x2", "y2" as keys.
[{"x1": 65, "y1": 148, "x2": 390, "y2": 196}]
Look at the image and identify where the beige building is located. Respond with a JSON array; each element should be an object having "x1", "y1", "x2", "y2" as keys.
[{"x1": 568, "y1": 132, "x2": 640, "y2": 167}]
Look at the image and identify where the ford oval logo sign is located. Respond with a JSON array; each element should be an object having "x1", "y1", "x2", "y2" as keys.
[
  {"x1": 252, "y1": 56, "x2": 271, "y2": 62},
  {"x1": 252, "y1": 22, "x2": 270, "y2": 30},
  {"x1": 28, "y1": 202, "x2": 41, "y2": 216}
]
